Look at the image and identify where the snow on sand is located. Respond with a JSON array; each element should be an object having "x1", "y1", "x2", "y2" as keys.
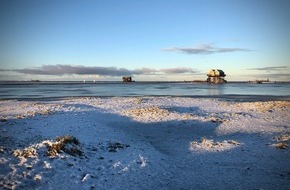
[{"x1": 0, "y1": 97, "x2": 290, "y2": 190}]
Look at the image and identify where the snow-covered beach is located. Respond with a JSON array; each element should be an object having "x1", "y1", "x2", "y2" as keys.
[{"x1": 1, "y1": 96, "x2": 290, "y2": 190}]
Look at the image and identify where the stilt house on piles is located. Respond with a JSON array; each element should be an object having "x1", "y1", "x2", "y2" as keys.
[
  {"x1": 122, "y1": 76, "x2": 134, "y2": 82},
  {"x1": 206, "y1": 69, "x2": 227, "y2": 83}
]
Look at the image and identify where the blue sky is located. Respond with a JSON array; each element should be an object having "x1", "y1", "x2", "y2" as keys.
[{"x1": 0, "y1": 0, "x2": 289, "y2": 81}]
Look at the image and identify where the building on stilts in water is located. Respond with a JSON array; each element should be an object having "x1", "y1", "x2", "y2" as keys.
[
  {"x1": 207, "y1": 69, "x2": 227, "y2": 83},
  {"x1": 122, "y1": 76, "x2": 134, "y2": 82}
]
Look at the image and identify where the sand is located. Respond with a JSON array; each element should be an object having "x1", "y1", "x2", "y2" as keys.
[{"x1": 0, "y1": 97, "x2": 290, "y2": 189}]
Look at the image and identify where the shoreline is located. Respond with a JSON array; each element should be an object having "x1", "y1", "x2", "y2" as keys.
[
  {"x1": 1, "y1": 80, "x2": 290, "y2": 84},
  {"x1": 1, "y1": 94, "x2": 290, "y2": 102}
]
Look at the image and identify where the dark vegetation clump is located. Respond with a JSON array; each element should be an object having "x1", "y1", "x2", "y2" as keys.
[
  {"x1": 56, "y1": 135, "x2": 80, "y2": 145},
  {"x1": 0, "y1": 118, "x2": 7, "y2": 122},
  {"x1": 47, "y1": 135, "x2": 82, "y2": 157},
  {"x1": 108, "y1": 142, "x2": 130, "y2": 152}
]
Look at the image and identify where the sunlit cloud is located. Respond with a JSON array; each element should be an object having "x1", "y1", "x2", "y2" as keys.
[{"x1": 163, "y1": 44, "x2": 252, "y2": 55}]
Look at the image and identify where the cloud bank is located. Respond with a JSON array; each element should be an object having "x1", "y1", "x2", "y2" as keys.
[
  {"x1": 247, "y1": 66, "x2": 289, "y2": 71},
  {"x1": 12, "y1": 65, "x2": 133, "y2": 76},
  {"x1": 163, "y1": 44, "x2": 252, "y2": 55},
  {"x1": 4, "y1": 65, "x2": 198, "y2": 76},
  {"x1": 245, "y1": 66, "x2": 290, "y2": 81}
]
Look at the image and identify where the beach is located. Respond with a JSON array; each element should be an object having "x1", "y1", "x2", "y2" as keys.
[{"x1": 0, "y1": 96, "x2": 290, "y2": 189}]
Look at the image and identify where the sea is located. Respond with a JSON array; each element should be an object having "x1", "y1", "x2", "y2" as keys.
[{"x1": 0, "y1": 81, "x2": 289, "y2": 99}]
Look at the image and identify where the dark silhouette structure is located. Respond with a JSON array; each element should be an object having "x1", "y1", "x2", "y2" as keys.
[{"x1": 122, "y1": 76, "x2": 134, "y2": 82}]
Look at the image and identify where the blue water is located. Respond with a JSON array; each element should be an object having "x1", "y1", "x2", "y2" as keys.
[{"x1": 0, "y1": 81, "x2": 289, "y2": 99}]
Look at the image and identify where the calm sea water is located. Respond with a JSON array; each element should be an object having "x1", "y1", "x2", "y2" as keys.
[{"x1": 0, "y1": 81, "x2": 289, "y2": 99}]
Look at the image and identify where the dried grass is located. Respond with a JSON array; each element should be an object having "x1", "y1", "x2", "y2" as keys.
[
  {"x1": 13, "y1": 147, "x2": 37, "y2": 158},
  {"x1": 274, "y1": 143, "x2": 288, "y2": 149},
  {"x1": 123, "y1": 106, "x2": 170, "y2": 117},
  {"x1": 47, "y1": 135, "x2": 82, "y2": 157},
  {"x1": 273, "y1": 133, "x2": 290, "y2": 149}
]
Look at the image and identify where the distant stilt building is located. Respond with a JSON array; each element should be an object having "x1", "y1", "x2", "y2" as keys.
[
  {"x1": 122, "y1": 76, "x2": 134, "y2": 82},
  {"x1": 207, "y1": 69, "x2": 227, "y2": 83}
]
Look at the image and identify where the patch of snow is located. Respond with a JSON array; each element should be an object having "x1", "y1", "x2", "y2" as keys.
[{"x1": 0, "y1": 97, "x2": 289, "y2": 189}]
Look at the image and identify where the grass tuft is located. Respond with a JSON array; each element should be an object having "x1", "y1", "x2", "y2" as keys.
[{"x1": 47, "y1": 135, "x2": 82, "y2": 157}]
